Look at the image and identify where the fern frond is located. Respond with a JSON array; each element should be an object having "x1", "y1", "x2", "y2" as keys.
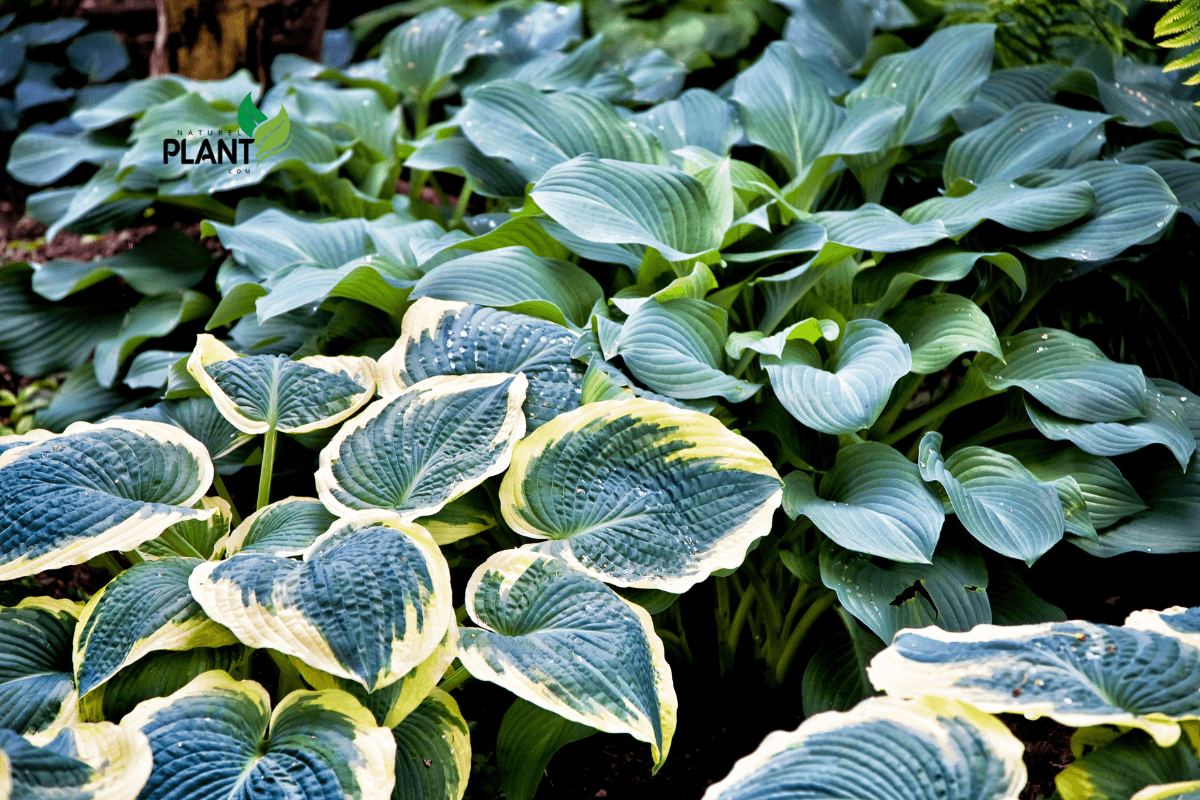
[
  {"x1": 1164, "y1": 47, "x2": 1200, "y2": 71},
  {"x1": 1161, "y1": 29, "x2": 1200, "y2": 48},
  {"x1": 1155, "y1": 0, "x2": 1200, "y2": 36}
]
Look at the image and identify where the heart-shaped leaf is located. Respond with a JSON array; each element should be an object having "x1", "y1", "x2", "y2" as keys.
[
  {"x1": 0, "y1": 420, "x2": 213, "y2": 580},
  {"x1": 317, "y1": 374, "x2": 526, "y2": 520},
  {"x1": 0, "y1": 597, "x2": 81, "y2": 736},
  {"x1": 458, "y1": 550, "x2": 677, "y2": 768},
  {"x1": 784, "y1": 442, "x2": 945, "y2": 563},
  {"x1": 389, "y1": 688, "x2": 472, "y2": 800},
  {"x1": 122, "y1": 670, "x2": 396, "y2": 800},
  {"x1": 220, "y1": 496, "x2": 337, "y2": 558},
  {"x1": 187, "y1": 334, "x2": 377, "y2": 435},
  {"x1": 382, "y1": 8, "x2": 501, "y2": 110},
  {"x1": 702, "y1": 696, "x2": 1025, "y2": 800},
  {"x1": 765, "y1": 318, "x2": 912, "y2": 435},
  {"x1": 887, "y1": 294, "x2": 1003, "y2": 374},
  {"x1": 379, "y1": 299, "x2": 583, "y2": 431},
  {"x1": 190, "y1": 513, "x2": 453, "y2": 692},
  {"x1": 499, "y1": 398, "x2": 782, "y2": 592},
  {"x1": 496, "y1": 698, "x2": 596, "y2": 800},
  {"x1": 73, "y1": 558, "x2": 239, "y2": 699},
  {"x1": 0, "y1": 722, "x2": 153, "y2": 800},
  {"x1": 635, "y1": 88, "x2": 742, "y2": 156}
]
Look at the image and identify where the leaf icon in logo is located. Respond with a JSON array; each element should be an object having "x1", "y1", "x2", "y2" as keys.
[
  {"x1": 253, "y1": 106, "x2": 292, "y2": 166},
  {"x1": 237, "y1": 92, "x2": 267, "y2": 137}
]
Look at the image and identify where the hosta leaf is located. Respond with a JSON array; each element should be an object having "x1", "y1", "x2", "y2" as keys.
[
  {"x1": 820, "y1": 539, "x2": 991, "y2": 642},
  {"x1": 530, "y1": 155, "x2": 722, "y2": 262},
  {"x1": 726, "y1": 318, "x2": 840, "y2": 360},
  {"x1": 868, "y1": 619, "x2": 1200, "y2": 746},
  {"x1": 220, "y1": 497, "x2": 337, "y2": 558},
  {"x1": 0, "y1": 722, "x2": 153, "y2": 800},
  {"x1": 952, "y1": 66, "x2": 1067, "y2": 131},
  {"x1": 93, "y1": 292, "x2": 214, "y2": 388},
  {"x1": 29, "y1": 230, "x2": 211, "y2": 301},
  {"x1": 456, "y1": 81, "x2": 660, "y2": 181},
  {"x1": 383, "y1": 8, "x2": 501, "y2": 108},
  {"x1": 70, "y1": 71, "x2": 259, "y2": 129},
  {"x1": 943, "y1": 104, "x2": 1110, "y2": 184},
  {"x1": 0, "y1": 597, "x2": 81, "y2": 736},
  {"x1": 800, "y1": 609, "x2": 885, "y2": 716},
  {"x1": 412, "y1": 247, "x2": 603, "y2": 330},
  {"x1": 1019, "y1": 163, "x2": 1179, "y2": 262},
  {"x1": 854, "y1": 248, "x2": 1026, "y2": 315},
  {"x1": 458, "y1": 550, "x2": 678, "y2": 768},
  {"x1": 764, "y1": 318, "x2": 912, "y2": 435},
  {"x1": 405, "y1": 136, "x2": 527, "y2": 198},
  {"x1": 615, "y1": 298, "x2": 761, "y2": 403},
  {"x1": 500, "y1": 398, "x2": 781, "y2": 591},
  {"x1": 917, "y1": 432, "x2": 1065, "y2": 562},
  {"x1": 635, "y1": 88, "x2": 742, "y2": 155},
  {"x1": 137, "y1": 496, "x2": 231, "y2": 561},
  {"x1": 420, "y1": 490, "x2": 496, "y2": 545},
  {"x1": 123, "y1": 671, "x2": 396, "y2": 800},
  {"x1": 187, "y1": 334, "x2": 376, "y2": 435},
  {"x1": 1026, "y1": 382, "x2": 1196, "y2": 469},
  {"x1": 389, "y1": 688, "x2": 471, "y2": 800},
  {"x1": 977, "y1": 328, "x2": 1146, "y2": 423},
  {"x1": 1055, "y1": 726, "x2": 1200, "y2": 800},
  {"x1": 701, "y1": 696, "x2": 1025, "y2": 800},
  {"x1": 990, "y1": 441, "x2": 1146, "y2": 529},
  {"x1": 202, "y1": 210, "x2": 371, "y2": 282},
  {"x1": 0, "y1": 420, "x2": 213, "y2": 580},
  {"x1": 317, "y1": 374, "x2": 526, "y2": 519},
  {"x1": 784, "y1": 442, "x2": 944, "y2": 563},
  {"x1": 1128, "y1": 607, "x2": 1200, "y2": 653},
  {"x1": 887, "y1": 294, "x2": 1003, "y2": 374},
  {"x1": 73, "y1": 559, "x2": 238, "y2": 699},
  {"x1": 845, "y1": 24, "x2": 996, "y2": 147},
  {"x1": 252, "y1": 255, "x2": 421, "y2": 324},
  {"x1": 5, "y1": 129, "x2": 126, "y2": 186},
  {"x1": 902, "y1": 178, "x2": 1095, "y2": 238},
  {"x1": 496, "y1": 698, "x2": 596, "y2": 800},
  {"x1": 1077, "y1": 452, "x2": 1200, "y2": 557},
  {"x1": 190, "y1": 513, "x2": 453, "y2": 691},
  {"x1": 379, "y1": 299, "x2": 583, "y2": 431},
  {"x1": 810, "y1": 205, "x2": 950, "y2": 252}
]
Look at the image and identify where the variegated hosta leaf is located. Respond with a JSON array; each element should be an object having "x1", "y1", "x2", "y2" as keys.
[
  {"x1": 764, "y1": 318, "x2": 912, "y2": 435},
  {"x1": 0, "y1": 722, "x2": 153, "y2": 800},
  {"x1": 499, "y1": 398, "x2": 782, "y2": 591},
  {"x1": 73, "y1": 558, "x2": 239, "y2": 698},
  {"x1": 0, "y1": 597, "x2": 81, "y2": 736},
  {"x1": 977, "y1": 329, "x2": 1147, "y2": 423},
  {"x1": 0, "y1": 429, "x2": 55, "y2": 456},
  {"x1": 219, "y1": 496, "x2": 337, "y2": 558},
  {"x1": 122, "y1": 671, "x2": 396, "y2": 800},
  {"x1": 187, "y1": 334, "x2": 377, "y2": 434},
  {"x1": 419, "y1": 489, "x2": 497, "y2": 545},
  {"x1": 139, "y1": 497, "x2": 233, "y2": 560},
  {"x1": 918, "y1": 432, "x2": 1065, "y2": 562},
  {"x1": 190, "y1": 513, "x2": 453, "y2": 691},
  {"x1": 317, "y1": 374, "x2": 527, "y2": 519},
  {"x1": 819, "y1": 539, "x2": 991, "y2": 643},
  {"x1": 378, "y1": 298, "x2": 583, "y2": 431},
  {"x1": 115, "y1": 397, "x2": 255, "y2": 461},
  {"x1": 458, "y1": 551, "x2": 678, "y2": 768},
  {"x1": 868, "y1": 618, "x2": 1200, "y2": 746},
  {"x1": 702, "y1": 696, "x2": 1026, "y2": 800},
  {"x1": 783, "y1": 442, "x2": 945, "y2": 563},
  {"x1": 0, "y1": 420, "x2": 213, "y2": 580},
  {"x1": 389, "y1": 688, "x2": 472, "y2": 800},
  {"x1": 1128, "y1": 607, "x2": 1200, "y2": 651},
  {"x1": 1056, "y1": 725, "x2": 1200, "y2": 800}
]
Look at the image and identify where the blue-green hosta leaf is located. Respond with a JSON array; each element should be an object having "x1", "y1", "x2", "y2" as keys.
[
  {"x1": 251, "y1": 254, "x2": 421, "y2": 324},
  {"x1": 458, "y1": 550, "x2": 678, "y2": 768},
  {"x1": 846, "y1": 24, "x2": 996, "y2": 147},
  {"x1": 138, "y1": 496, "x2": 232, "y2": 560},
  {"x1": 118, "y1": 397, "x2": 254, "y2": 463},
  {"x1": 820, "y1": 539, "x2": 991, "y2": 642},
  {"x1": 6, "y1": 129, "x2": 127, "y2": 186},
  {"x1": 1154, "y1": 379, "x2": 1200, "y2": 442},
  {"x1": 615, "y1": 299, "x2": 761, "y2": 403},
  {"x1": 784, "y1": 442, "x2": 944, "y2": 563},
  {"x1": 65, "y1": 30, "x2": 128, "y2": 81},
  {"x1": 317, "y1": 374, "x2": 526, "y2": 520},
  {"x1": 868, "y1": 619, "x2": 1200, "y2": 746},
  {"x1": 288, "y1": 83, "x2": 400, "y2": 160},
  {"x1": 1055, "y1": 725, "x2": 1200, "y2": 800},
  {"x1": 701, "y1": 696, "x2": 1025, "y2": 800},
  {"x1": 0, "y1": 597, "x2": 81, "y2": 736},
  {"x1": 800, "y1": 608, "x2": 886, "y2": 716},
  {"x1": 917, "y1": 432, "x2": 1065, "y2": 562},
  {"x1": 496, "y1": 698, "x2": 596, "y2": 800},
  {"x1": 93, "y1": 292, "x2": 214, "y2": 388},
  {"x1": 456, "y1": 81, "x2": 661, "y2": 181},
  {"x1": 0, "y1": 420, "x2": 213, "y2": 580},
  {"x1": 202, "y1": 210, "x2": 371, "y2": 282},
  {"x1": 851, "y1": 248, "x2": 1026, "y2": 317},
  {"x1": 726, "y1": 318, "x2": 839, "y2": 360},
  {"x1": 902, "y1": 178, "x2": 1096, "y2": 238},
  {"x1": 1019, "y1": 163, "x2": 1179, "y2": 262},
  {"x1": 73, "y1": 559, "x2": 238, "y2": 699},
  {"x1": 1096, "y1": 58, "x2": 1200, "y2": 144},
  {"x1": 220, "y1": 497, "x2": 336, "y2": 558},
  {"x1": 405, "y1": 136, "x2": 527, "y2": 198},
  {"x1": 952, "y1": 66, "x2": 1067, "y2": 131},
  {"x1": 412, "y1": 247, "x2": 603, "y2": 330},
  {"x1": 635, "y1": 88, "x2": 742, "y2": 156},
  {"x1": 389, "y1": 688, "x2": 472, "y2": 800},
  {"x1": 943, "y1": 104, "x2": 1110, "y2": 185},
  {"x1": 0, "y1": 722, "x2": 153, "y2": 800},
  {"x1": 887, "y1": 295, "x2": 1003, "y2": 374},
  {"x1": 122, "y1": 670, "x2": 396, "y2": 800},
  {"x1": 383, "y1": 8, "x2": 502, "y2": 109},
  {"x1": 1127, "y1": 607, "x2": 1200, "y2": 653},
  {"x1": 764, "y1": 318, "x2": 912, "y2": 435},
  {"x1": 810, "y1": 205, "x2": 950, "y2": 252},
  {"x1": 991, "y1": 441, "x2": 1146, "y2": 529},
  {"x1": 977, "y1": 328, "x2": 1146, "y2": 423},
  {"x1": 449, "y1": 216, "x2": 569, "y2": 260},
  {"x1": 1076, "y1": 452, "x2": 1200, "y2": 557},
  {"x1": 1026, "y1": 382, "x2": 1196, "y2": 469},
  {"x1": 70, "y1": 71, "x2": 259, "y2": 129},
  {"x1": 531, "y1": 155, "x2": 722, "y2": 263},
  {"x1": 29, "y1": 230, "x2": 212, "y2": 302},
  {"x1": 499, "y1": 398, "x2": 782, "y2": 591},
  {"x1": 187, "y1": 334, "x2": 376, "y2": 435},
  {"x1": 379, "y1": 298, "x2": 583, "y2": 431},
  {"x1": 191, "y1": 513, "x2": 453, "y2": 691},
  {"x1": 0, "y1": 429, "x2": 54, "y2": 456}
]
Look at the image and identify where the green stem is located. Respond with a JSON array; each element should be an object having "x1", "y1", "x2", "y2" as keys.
[
  {"x1": 772, "y1": 591, "x2": 837, "y2": 686},
  {"x1": 881, "y1": 384, "x2": 988, "y2": 447},
  {"x1": 870, "y1": 372, "x2": 925, "y2": 439},
  {"x1": 455, "y1": 605, "x2": 469, "y2": 624},
  {"x1": 122, "y1": 550, "x2": 145, "y2": 565},
  {"x1": 94, "y1": 553, "x2": 124, "y2": 577},
  {"x1": 724, "y1": 583, "x2": 757, "y2": 660},
  {"x1": 450, "y1": 185, "x2": 473, "y2": 229},
  {"x1": 781, "y1": 582, "x2": 810, "y2": 635},
  {"x1": 257, "y1": 425, "x2": 278, "y2": 511},
  {"x1": 951, "y1": 417, "x2": 1036, "y2": 451},
  {"x1": 439, "y1": 666, "x2": 472, "y2": 693},
  {"x1": 160, "y1": 528, "x2": 205, "y2": 559},
  {"x1": 212, "y1": 473, "x2": 242, "y2": 528}
]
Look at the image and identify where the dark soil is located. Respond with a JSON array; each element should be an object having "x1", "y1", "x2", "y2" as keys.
[{"x1": 1002, "y1": 716, "x2": 1076, "y2": 800}]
